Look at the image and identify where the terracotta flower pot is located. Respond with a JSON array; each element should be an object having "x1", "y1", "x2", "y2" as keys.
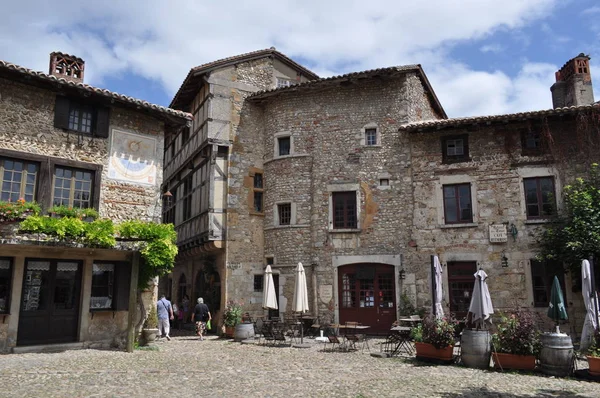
[
  {"x1": 415, "y1": 342, "x2": 454, "y2": 362},
  {"x1": 493, "y1": 352, "x2": 536, "y2": 371},
  {"x1": 225, "y1": 326, "x2": 235, "y2": 338},
  {"x1": 587, "y1": 356, "x2": 600, "y2": 377}
]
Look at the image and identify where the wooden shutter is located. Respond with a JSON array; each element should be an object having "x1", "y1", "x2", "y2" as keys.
[
  {"x1": 54, "y1": 96, "x2": 70, "y2": 129},
  {"x1": 114, "y1": 261, "x2": 132, "y2": 311},
  {"x1": 95, "y1": 107, "x2": 110, "y2": 138}
]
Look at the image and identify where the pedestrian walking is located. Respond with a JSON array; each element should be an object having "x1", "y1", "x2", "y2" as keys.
[
  {"x1": 157, "y1": 294, "x2": 174, "y2": 341},
  {"x1": 191, "y1": 297, "x2": 211, "y2": 341}
]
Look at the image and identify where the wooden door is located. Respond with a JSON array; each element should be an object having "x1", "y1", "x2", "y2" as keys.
[
  {"x1": 338, "y1": 264, "x2": 395, "y2": 333},
  {"x1": 18, "y1": 259, "x2": 82, "y2": 346},
  {"x1": 447, "y1": 261, "x2": 477, "y2": 319}
]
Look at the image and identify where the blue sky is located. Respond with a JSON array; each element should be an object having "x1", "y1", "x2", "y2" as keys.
[{"x1": 1, "y1": 0, "x2": 599, "y2": 118}]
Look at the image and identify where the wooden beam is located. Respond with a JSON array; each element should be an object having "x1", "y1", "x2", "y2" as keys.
[{"x1": 126, "y1": 251, "x2": 140, "y2": 353}]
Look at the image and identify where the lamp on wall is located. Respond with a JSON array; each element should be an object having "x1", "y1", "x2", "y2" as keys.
[
  {"x1": 398, "y1": 269, "x2": 406, "y2": 281},
  {"x1": 509, "y1": 223, "x2": 518, "y2": 242},
  {"x1": 163, "y1": 191, "x2": 173, "y2": 207},
  {"x1": 501, "y1": 252, "x2": 509, "y2": 268}
]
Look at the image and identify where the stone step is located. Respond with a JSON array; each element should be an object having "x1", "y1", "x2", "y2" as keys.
[{"x1": 13, "y1": 342, "x2": 84, "y2": 354}]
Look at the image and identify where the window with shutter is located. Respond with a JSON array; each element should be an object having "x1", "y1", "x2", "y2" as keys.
[{"x1": 53, "y1": 96, "x2": 109, "y2": 137}]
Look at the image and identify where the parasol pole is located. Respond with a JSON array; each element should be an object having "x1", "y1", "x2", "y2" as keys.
[
  {"x1": 590, "y1": 256, "x2": 600, "y2": 332},
  {"x1": 431, "y1": 255, "x2": 436, "y2": 318},
  {"x1": 479, "y1": 270, "x2": 485, "y2": 330}
]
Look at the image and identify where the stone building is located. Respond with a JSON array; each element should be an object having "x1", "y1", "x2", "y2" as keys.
[
  {"x1": 401, "y1": 53, "x2": 598, "y2": 336},
  {"x1": 0, "y1": 52, "x2": 190, "y2": 352},
  {"x1": 166, "y1": 48, "x2": 447, "y2": 333}
]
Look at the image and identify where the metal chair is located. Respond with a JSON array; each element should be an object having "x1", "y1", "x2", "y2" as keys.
[{"x1": 344, "y1": 322, "x2": 369, "y2": 352}]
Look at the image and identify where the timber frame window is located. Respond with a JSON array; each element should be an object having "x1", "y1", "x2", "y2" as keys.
[
  {"x1": 0, "y1": 258, "x2": 12, "y2": 314},
  {"x1": 253, "y1": 173, "x2": 264, "y2": 213},
  {"x1": 181, "y1": 175, "x2": 193, "y2": 221},
  {"x1": 332, "y1": 191, "x2": 358, "y2": 229},
  {"x1": 90, "y1": 262, "x2": 132, "y2": 311},
  {"x1": 0, "y1": 149, "x2": 101, "y2": 210},
  {"x1": 443, "y1": 183, "x2": 473, "y2": 224},
  {"x1": 531, "y1": 259, "x2": 566, "y2": 307},
  {"x1": 53, "y1": 167, "x2": 94, "y2": 209},
  {"x1": 442, "y1": 134, "x2": 469, "y2": 163},
  {"x1": 0, "y1": 157, "x2": 39, "y2": 202},
  {"x1": 524, "y1": 177, "x2": 556, "y2": 219},
  {"x1": 54, "y1": 96, "x2": 110, "y2": 138}
]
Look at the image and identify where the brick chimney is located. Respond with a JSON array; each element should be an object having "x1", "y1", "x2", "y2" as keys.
[
  {"x1": 550, "y1": 53, "x2": 594, "y2": 108},
  {"x1": 48, "y1": 52, "x2": 85, "y2": 83}
]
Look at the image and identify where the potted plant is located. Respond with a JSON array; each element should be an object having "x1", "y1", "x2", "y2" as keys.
[
  {"x1": 491, "y1": 310, "x2": 541, "y2": 371},
  {"x1": 142, "y1": 306, "x2": 159, "y2": 344},
  {"x1": 411, "y1": 316, "x2": 456, "y2": 362},
  {"x1": 223, "y1": 300, "x2": 243, "y2": 338},
  {"x1": 587, "y1": 330, "x2": 600, "y2": 377},
  {"x1": 80, "y1": 208, "x2": 99, "y2": 222}
]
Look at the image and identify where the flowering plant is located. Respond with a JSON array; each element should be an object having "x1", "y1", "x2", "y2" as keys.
[
  {"x1": 588, "y1": 330, "x2": 600, "y2": 358},
  {"x1": 223, "y1": 300, "x2": 243, "y2": 327},
  {"x1": 491, "y1": 309, "x2": 541, "y2": 356},
  {"x1": 411, "y1": 316, "x2": 457, "y2": 349},
  {"x1": 0, "y1": 199, "x2": 41, "y2": 223}
]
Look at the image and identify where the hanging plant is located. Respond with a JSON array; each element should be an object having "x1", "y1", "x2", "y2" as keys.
[{"x1": 0, "y1": 199, "x2": 41, "y2": 223}]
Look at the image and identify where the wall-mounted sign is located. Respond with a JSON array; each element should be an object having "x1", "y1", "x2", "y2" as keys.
[
  {"x1": 489, "y1": 224, "x2": 508, "y2": 243},
  {"x1": 319, "y1": 285, "x2": 333, "y2": 304}
]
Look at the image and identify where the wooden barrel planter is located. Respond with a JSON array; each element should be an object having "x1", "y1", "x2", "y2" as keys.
[
  {"x1": 539, "y1": 333, "x2": 574, "y2": 377},
  {"x1": 415, "y1": 342, "x2": 454, "y2": 362},
  {"x1": 461, "y1": 329, "x2": 491, "y2": 369},
  {"x1": 492, "y1": 352, "x2": 536, "y2": 371},
  {"x1": 233, "y1": 322, "x2": 255, "y2": 342}
]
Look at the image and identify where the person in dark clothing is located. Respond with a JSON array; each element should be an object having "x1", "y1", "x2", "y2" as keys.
[{"x1": 191, "y1": 297, "x2": 211, "y2": 341}]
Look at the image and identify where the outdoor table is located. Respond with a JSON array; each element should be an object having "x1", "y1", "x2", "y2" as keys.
[
  {"x1": 382, "y1": 326, "x2": 414, "y2": 356},
  {"x1": 330, "y1": 324, "x2": 370, "y2": 351}
]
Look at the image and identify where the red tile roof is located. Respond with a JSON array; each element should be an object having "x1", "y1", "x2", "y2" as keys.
[
  {"x1": 0, "y1": 59, "x2": 192, "y2": 122},
  {"x1": 170, "y1": 47, "x2": 319, "y2": 109},
  {"x1": 399, "y1": 103, "x2": 600, "y2": 132}
]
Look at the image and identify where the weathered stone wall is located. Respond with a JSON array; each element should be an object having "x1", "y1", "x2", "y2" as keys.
[
  {"x1": 0, "y1": 77, "x2": 165, "y2": 222},
  {"x1": 408, "y1": 118, "x2": 587, "y2": 336}
]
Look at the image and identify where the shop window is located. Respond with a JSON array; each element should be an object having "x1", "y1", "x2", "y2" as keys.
[
  {"x1": 0, "y1": 258, "x2": 12, "y2": 314},
  {"x1": 90, "y1": 263, "x2": 114, "y2": 310}
]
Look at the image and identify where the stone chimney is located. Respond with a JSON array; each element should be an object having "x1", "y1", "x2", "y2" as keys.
[
  {"x1": 48, "y1": 52, "x2": 85, "y2": 83},
  {"x1": 551, "y1": 53, "x2": 594, "y2": 108}
]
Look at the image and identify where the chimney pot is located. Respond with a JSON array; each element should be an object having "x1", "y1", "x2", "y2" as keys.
[
  {"x1": 551, "y1": 54, "x2": 594, "y2": 108},
  {"x1": 49, "y1": 52, "x2": 85, "y2": 84}
]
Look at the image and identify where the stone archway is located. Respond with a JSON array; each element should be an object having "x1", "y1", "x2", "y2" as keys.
[{"x1": 194, "y1": 268, "x2": 221, "y2": 312}]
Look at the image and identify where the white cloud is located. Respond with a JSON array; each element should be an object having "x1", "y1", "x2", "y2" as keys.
[
  {"x1": 480, "y1": 44, "x2": 504, "y2": 53},
  {"x1": 0, "y1": 0, "x2": 560, "y2": 115}
]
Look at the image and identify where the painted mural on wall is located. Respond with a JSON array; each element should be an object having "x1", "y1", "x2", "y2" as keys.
[{"x1": 108, "y1": 130, "x2": 157, "y2": 185}]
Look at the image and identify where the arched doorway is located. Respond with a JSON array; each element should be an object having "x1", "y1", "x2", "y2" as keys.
[
  {"x1": 177, "y1": 274, "x2": 187, "y2": 305},
  {"x1": 338, "y1": 263, "x2": 396, "y2": 333},
  {"x1": 194, "y1": 269, "x2": 221, "y2": 311}
]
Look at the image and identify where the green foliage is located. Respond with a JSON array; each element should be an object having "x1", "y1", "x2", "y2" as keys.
[
  {"x1": 0, "y1": 199, "x2": 41, "y2": 223},
  {"x1": 223, "y1": 300, "x2": 243, "y2": 327},
  {"x1": 83, "y1": 219, "x2": 116, "y2": 248},
  {"x1": 491, "y1": 310, "x2": 541, "y2": 357},
  {"x1": 411, "y1": 316, "x2": 456, "y2": 349},
  {"x1": 398, "y1": 293, "x2": 426, "y2": 318},
  {"x1": 538, "y1": 163, "x2": 600, "y2": 272},
  {"x1": 48, "y1": 205, "x2": 99, "y2": 220},
  {"x1": 589, "y1": 330, "x2": 600, "y2": 358},
  {"x1": 144, "y1": 306, "x2": 159, "y2": 329}
]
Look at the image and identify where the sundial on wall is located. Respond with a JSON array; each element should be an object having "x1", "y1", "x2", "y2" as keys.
[{"x1": 108, "y1": 130, "x2": 157, "y2": 185}]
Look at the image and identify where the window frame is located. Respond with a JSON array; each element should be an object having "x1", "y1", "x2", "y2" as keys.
[
  {"x1": 253, "y1": 172, "x2": 264, "y2": 213},
  {"x1": 0, "y1": 148, "x2": 101, "y2": 211},
  {"x1": 253, "y1": 275, "x2": 264, "y2": 292},
  {"x1": 90, "y1": 262, "x2": 115, "y2": 311},
  {"x1": 274, "y1": 132, "x2": 294, "y2": 158},
  {"x1": 332, "y1": 191, "x2": 358, "y2": 229},
  {"x1": 521, "y1": 128, "x2": 543, "y2": 156},
  {"x1": 441, "y1": 134, "x2": 470, "y2": 163},
  {"x1": 365, "y1": 128, "x2": 377, "y2": 146},
  {"x1": 68, "y1": 102, "x2": 95, "y2": 134},
  {"x1": 276, "y1": 77, "x2": 294, "y2": 88},
  {"x1": 0, "y1": 157, "x2": 39, "y2": 203},
  {"x1": 530, "y1": 259, "x2": 566, "y2": 307},
  {"x1": 277, "y1": 203, "x2": 292, "y2": 226},
  {"x1": 52, "y1": 166, "x2": 95, "y2": 209},
  {"x1": 442, "y1": 183, "x2": 473, "y2": 224},
  {"x1": 0, "y1": 257, "x2": 13, "y2": 314},
  {"x1": 523, "y1": 176, "x2": 556, "y2": 220}
]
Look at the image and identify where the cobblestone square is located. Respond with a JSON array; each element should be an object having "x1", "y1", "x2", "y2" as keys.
[{"x1": 0, "y1": 333, "x2": 598, "y2": 398}]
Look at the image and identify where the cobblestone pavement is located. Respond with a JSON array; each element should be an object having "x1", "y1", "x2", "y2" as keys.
[{"x1": 0, "y1": 332, "x2": 598, "y2": 398}]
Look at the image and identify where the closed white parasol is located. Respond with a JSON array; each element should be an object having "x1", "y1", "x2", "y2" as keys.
[{"x1": 262, "y1": 265, "x2": 278, "y2": 310}]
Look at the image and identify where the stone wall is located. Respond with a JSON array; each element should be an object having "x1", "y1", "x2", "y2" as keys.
[{"x1": 408, "y1": 118, "x2": 587, "y2": 336}]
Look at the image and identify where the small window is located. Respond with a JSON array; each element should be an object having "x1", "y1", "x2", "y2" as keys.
[
  {"x1": 53, "y1": 167, "x2": 94, "y2": 209},
  {"x1": 278, "y1": 136, "x2": 291, "y2": 156},
  {"x1": 0, "y1": 157, "x2": 39, "y2": 202},
  {"x1": 379, "y1": 179, "x2": 389, "y2": 187},
  {"x1": 276, "y1": 78, "x2": 294, "y2": 88},
  {"x1": 266, "y1": 256, "x2": 274, "y2": 265},
  {"x1": 90, "y1": 263, "x2": 114, "y2": 310},
  {"x1": 182, "y1": 176, "x2": 193, "y2": 221},
  {"x1": 253, "y1": 275, "x2": 263, "y2": 292},
  {"x1": 521, "y1": 129, "x2": 541, "y2": 155},
  {"x1": 0, "y1": 258, "x2": 12, "y2": 314},
  {"x1": 365, "y1": 128, "x2": 377, "y2": 146},
  {"x1": 253, "y1": 172, "x2": 264, "y2": 213},
  {"x1": 68, "y1": 103, "x2": 94, "y2": 134},
  {"x1": 442, "y1": 135, "x2": 469, "y2": 163},
  {"x1": 333, "y1": 191, "x2": 357, "y2": 229},
  {"x1": 524, "y1": 177, "x2": 556, "y2": 219},
  {"x1": 531, "y1": 260, "x2": 566, "y2": 307},
  {"x1": 278, "y1": 203, "x2": 292, "y2": 225},
  {"x1": 443, "y1": 183, "x2": 472, "y2": 224}
]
